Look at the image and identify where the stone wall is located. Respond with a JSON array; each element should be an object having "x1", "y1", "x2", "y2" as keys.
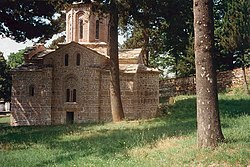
[
  {"x1": 44, "y1": 43, "x2": 108, "y2": 124},
  {"x1": 136, "y1": 72, "x2": 159, "y2": 119},
  {"x1": 44, "y1": 43, "x2": 159, "y2": 124},
  {"x1": 11, "y1": 67, "x2": 52, "y2": 126},
  {"x1": 160, "y1": 67, "x2": 250, "y2": 98}
]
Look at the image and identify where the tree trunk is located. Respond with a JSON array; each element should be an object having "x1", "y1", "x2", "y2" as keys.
[
  {"x1": 174, "y1": 50, "x2": 179, "y2": 77},
  {"x1": 142, "y1": 28, "x2": 149, "y2": 66},
  {"x1": 108, "y1": 0, "x2": 124, "y2": 122},
  {"x1": 193, "y1": 0, "x2": 224, "y2": 148},
  {"x1": 241, "y1": 53, "x2": 250, "y2": 95},
  {"x1": 242, "y1": 66, "x2": 249, "y2": 95}
]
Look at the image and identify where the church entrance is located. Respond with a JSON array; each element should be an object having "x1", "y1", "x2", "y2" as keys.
[{"x1": 66, "y1": 112, "x2": 74, "y2": 124}]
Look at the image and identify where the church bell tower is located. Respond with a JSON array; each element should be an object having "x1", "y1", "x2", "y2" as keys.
[{"x1": 66, "y1": 2, "x2": 109, "y2": 45}]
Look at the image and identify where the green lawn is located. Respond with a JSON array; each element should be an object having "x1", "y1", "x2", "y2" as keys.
[{"x1": 0, "y1": 92, "x2": 249, "y2": 167}]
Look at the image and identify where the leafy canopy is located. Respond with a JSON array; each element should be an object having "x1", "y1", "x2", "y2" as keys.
[
  {"x1": 7, "y1": 49, "x2": 25, "y2": 69},
  {"x1": 0, "y1": 0, "x2": 75, "y2": 42},
  {"x1": 0, "y1": 52, "x2": 11, "y2": 101}
]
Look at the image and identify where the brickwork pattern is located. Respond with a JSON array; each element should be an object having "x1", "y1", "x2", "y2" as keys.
[
  {"x1": 11, "y1": 68, "x2": 52, "y2": 126},
  {"x1": 44, "y1": 43, "x2": 109, "y2": 124},
  {"x1": 160, "y1": 67, "x2": 250, "y2": 98}
]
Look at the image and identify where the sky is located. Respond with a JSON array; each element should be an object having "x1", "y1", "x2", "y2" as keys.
[
  {"x1": 0, "y1": 35, "x2": 125, "y2": 60},
  {"x1": 0, "y1": 38, "x2": 33, "y2": 59}
]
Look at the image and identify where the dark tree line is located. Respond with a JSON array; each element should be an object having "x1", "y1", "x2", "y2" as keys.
[
  {"x1": 121, "y1": 0, "x2": 250, "y2": 78},
  {"x1": 0, "y1": 52, "x2": 11, "y2": 101},
  {"x1": 0, "y1": 0, "x2": 76, "y2": 42}
]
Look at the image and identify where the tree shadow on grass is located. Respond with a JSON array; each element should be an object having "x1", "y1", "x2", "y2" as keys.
[
  {"x1": 219, "y1": 98, "x2": 250, "y2": 117},
  {"x1": 0, "y1": 122, "x2": 9, "y2": 128},
  {"x1": 0, "y1": 103, "x2": 197, "y2": 166},
  {"x1": 0, "y1": 95, "x2": 249, "y2": 166},
  {"x1": 37, "y1": 120, "x2": 196, "y2": 166}
]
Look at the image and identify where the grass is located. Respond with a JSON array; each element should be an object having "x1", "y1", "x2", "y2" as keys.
[
  {"x1": 0, "y1": 115, "x2": 10, "y2": 127},
  {"x1": 0, "y1": 91, "x2": 249, "y2": 167}
]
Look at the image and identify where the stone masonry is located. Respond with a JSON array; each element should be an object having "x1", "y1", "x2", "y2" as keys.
[{"x1": 160, "y1": 67, "x2": 250, "y2": 99}]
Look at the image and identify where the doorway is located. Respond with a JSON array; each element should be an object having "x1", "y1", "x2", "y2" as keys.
[{"x1": 66, "y1": 112, "x2": 74, "y2": 124}]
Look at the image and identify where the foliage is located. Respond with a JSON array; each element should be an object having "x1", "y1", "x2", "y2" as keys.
[
  {"x1": 7, "y1": 49, "x2": 25, "y2": 69},
  {"x1": 176, "y1": 33, "x2": 195, "y2": 77},
  {"x1": 48, "y1": 35, "x2": 66, "y2": 49},
  {"x1": 121, "y1": 0, "x2": 249, "y2": 77},
  {"x1": 215, "y1": 0, "x2": 250, "y2": 70},
  {"x1": 0, "y1": 0, "x2": 76, "y2": 42},
  {"x1": 0, "y1": 91, "x2": 249, "y2": 166},
  {"x1": 0, "y1": 52, "x2": 11, "y2": 101},
  {"x1": 120, "y1": 0, "x2": 194, "y2": 77},
  {"x1": 121, "y1": 26, "x2": 144, "y2": 49},
  {"x1": 221, "y1": 0, "x2": 250, "y2": 94}
]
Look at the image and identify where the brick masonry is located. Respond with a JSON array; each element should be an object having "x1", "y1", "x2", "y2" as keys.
[
  {"x1": 160, "y1": 67, "x2": 250, "y2": 99},
  {"x1": 11, "y1": 67, "x2": 53, "y2": 126}
]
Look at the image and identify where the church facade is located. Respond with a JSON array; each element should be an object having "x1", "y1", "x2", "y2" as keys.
[{"x1": 10, "y1": 2, "x2": 159, "y2": 126}]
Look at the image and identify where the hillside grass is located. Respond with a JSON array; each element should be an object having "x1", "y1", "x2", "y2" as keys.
[{"x1": 0, "y1": 91, "x2": 249, "y2": 167}]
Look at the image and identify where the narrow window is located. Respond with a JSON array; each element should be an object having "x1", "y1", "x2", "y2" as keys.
[
  {"x1": 66, "y1": 89, "x2": 70, "y2": 102},
  {"x1": 76, "y1": 53, "x2": 80, "y2": 66},
  {"x1": 79, "y1": 19, "x2": 83, "y2": 39},
  {"x1": 29, "y1": 85, "x2": 35, "y2": 96},
  {"x1": 95, "y1": 20, "x2": 99, "y2": 39},
  {"x1": 73, "y1": 89, "x2": 76, "y2": 102},
  {"x1": 65, "y1": 54, "x2": 69, "y2": 66}
]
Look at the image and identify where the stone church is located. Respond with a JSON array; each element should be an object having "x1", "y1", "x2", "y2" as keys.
[{"x1": 10, "y1": 2, "x2": 159, "y2": 126}]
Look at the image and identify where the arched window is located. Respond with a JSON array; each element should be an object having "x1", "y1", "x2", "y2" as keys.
[
  {"x1": 29, "y1": 85, "x2": 35, "y2": 96},
  {"x1": 95, "y1": 20, "x2": 100, "y2": 39},
  {"x1": 76, "y1": 53, "x2": 80, "y2": 66},
  {"x1": 66, "y1": 89, "x2": 77, "y2": 102},
  {"x1": 79, "y1": 19, "x2": 83, "y2": 39},
  {"x1": 64, "y1": 76, "x2": 77, "y2": 103},
  {"x1": 65, "y1": 54, "x2": 69, "y2": 66}
]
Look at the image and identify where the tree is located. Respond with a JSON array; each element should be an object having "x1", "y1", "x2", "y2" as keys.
[
  {"x1": 108, "y1": 0, "x2": 125, "y2": 122},
  {"x1": 93, "y1": 0, "x2": 126, "y2": 122},
  {"x1": 193, "y1": 0, "x2": 224, "y2": 148},
  {"x1": 0, "y1": 0, "x2": 75, "y2": 42},
  {"x1": 214, "y1": 0, "x2": 235, "y2": 71},
  {"x1": 48, "y1": 35, "x2": 66, "y2": 49},
  {"x1": 217, "y1": 0, "x2": 250, "y2": 94},
  {"x1": 121, "y1": 26, "x2": 144, "y2": 49},
  {"x1": 177, "y1": 33, "x2": 195, "y2": 77},
  {"x1": 7, "y1": 49, "x2": 25, "y2": 69},
  {"x1": 120, "y1": 0, "x2": 195, "y2": 77},
  {"x1": 0, "y1": 52, "x2": 11, "y2": 101}
]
